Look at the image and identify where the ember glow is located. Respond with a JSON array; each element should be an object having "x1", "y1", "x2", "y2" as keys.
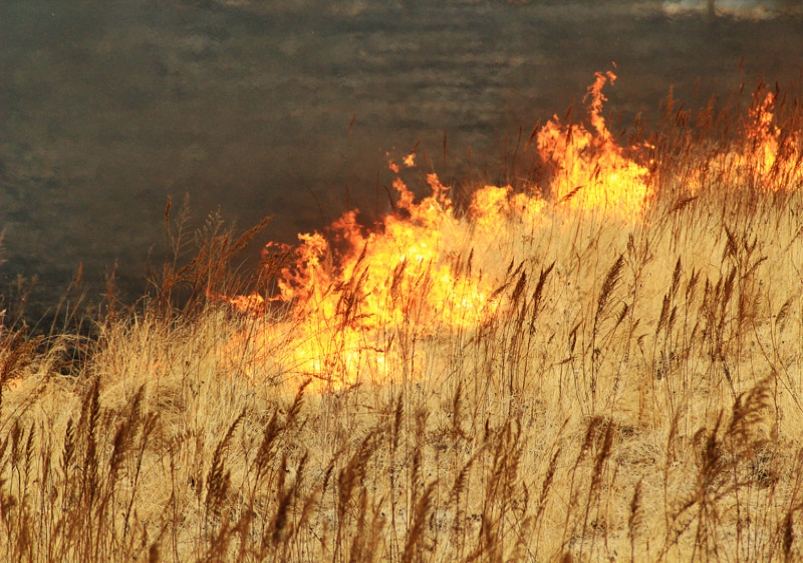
[{"x1": 223, "y1": 71, "x2": 801, "y2": 392}]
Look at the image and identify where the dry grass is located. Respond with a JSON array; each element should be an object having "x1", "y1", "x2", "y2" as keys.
[{"x1": 2, "y1": 86, "x2": 803, "y2": 562}]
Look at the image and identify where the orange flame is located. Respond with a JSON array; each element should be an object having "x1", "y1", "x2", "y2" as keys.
[
  {"x1": 228, "y1": 172, "x2": 504, "y2": 390},
  {"x1": 536, "y1": 70, "x2": 653, "y2": 218},
  {"x1": 221, "y1": 71, "x2": 800, "y2": 392},
  {"x1": 740, "y1": 90, "x2": 801, "y2": 188},
  {"x1": 683, "y1": 90, "x2": 802, "y2": 195}
]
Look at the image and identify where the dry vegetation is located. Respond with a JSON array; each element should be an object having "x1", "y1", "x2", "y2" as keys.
[{"x1": 2, "y1": 84, "x2": 803, "y2": 562}]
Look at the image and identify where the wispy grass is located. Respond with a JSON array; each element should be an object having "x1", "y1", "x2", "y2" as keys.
[{"x1": 1, "y1": 83, "x2": 803, "y2": 562}]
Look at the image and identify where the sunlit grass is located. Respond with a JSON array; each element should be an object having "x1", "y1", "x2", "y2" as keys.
[{"x1": 1, "y1": 81, "x2": 803, "y2": 562}]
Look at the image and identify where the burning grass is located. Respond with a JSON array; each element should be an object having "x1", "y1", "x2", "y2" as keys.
[{"x1": 2, "y1": 74, "x2": 803, "y2": 562}]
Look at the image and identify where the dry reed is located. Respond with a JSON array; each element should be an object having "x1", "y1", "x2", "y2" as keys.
[{"x1": 1, "y1": 82, "x2": 803, "y2": 562}]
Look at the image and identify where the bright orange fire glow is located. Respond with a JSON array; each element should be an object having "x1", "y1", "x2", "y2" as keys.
[
  {"x1": 725, "y1": 91, "x2": 800, "y2": 190},
  {"x1": 221, "y1": 71, "x2": 800, "y2": 392},
  {"x1": 678, "y1": 89, "x2": 803, "y2": 196},
  {"x1": 537, "y1": 70, "x2": 653, "y2": 218}
]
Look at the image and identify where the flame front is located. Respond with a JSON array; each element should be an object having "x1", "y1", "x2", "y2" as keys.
[
  {"x1": 242, "y1": 173, "x2": 499, "y2": 389},
  {"x1": 537, "y1": 71, "x2": 653, "y2": 218},
  {"x1": 222, "y1": 71, "x2": 801, "y2": 392}
]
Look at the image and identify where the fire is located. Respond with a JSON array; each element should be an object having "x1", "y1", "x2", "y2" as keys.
[
  {"x1": 537, "y1": 70, "x2": 653, "y2": 218},
  {"x1": 221, "y1": 71, "x2": 800, "y2": 392},
  {"x1": 240, "y1": 173, "x2": 498, "y2": 389},
  {"x1": 731, "y1": 90, "x2": 801, "y2": 189},
  {"x1": 682, "y1": 89, "x2": 802, "y2": 196}
]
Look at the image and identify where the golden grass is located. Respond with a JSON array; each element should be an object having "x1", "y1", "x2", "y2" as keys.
[{"x1": 2, "y1": 87, "x2": 803, "y2": 562}]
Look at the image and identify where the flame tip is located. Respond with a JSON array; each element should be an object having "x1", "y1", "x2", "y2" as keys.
[{"x1": 220, "y1": 70, "x2": 799, "y2": 392}]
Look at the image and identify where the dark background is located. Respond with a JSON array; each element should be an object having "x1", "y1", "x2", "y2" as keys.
[{"x1": 2, "y1": 0, "x2": 803, "y2": 320}]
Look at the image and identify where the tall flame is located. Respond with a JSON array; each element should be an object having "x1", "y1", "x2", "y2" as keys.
[
  {"x1": 221, "y1": 71, "x2": 800, "y2": 392},
  {"x1": 537, "y1": 70, "x2": 653, "y2": 218},
  {"x1": 680, "y1": 89, "x2": 802, "y2": 196}
]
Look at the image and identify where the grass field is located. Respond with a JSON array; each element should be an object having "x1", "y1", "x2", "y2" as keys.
[{"x1": 1, "y1": 75, "x2": 802, "y2": 562}]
